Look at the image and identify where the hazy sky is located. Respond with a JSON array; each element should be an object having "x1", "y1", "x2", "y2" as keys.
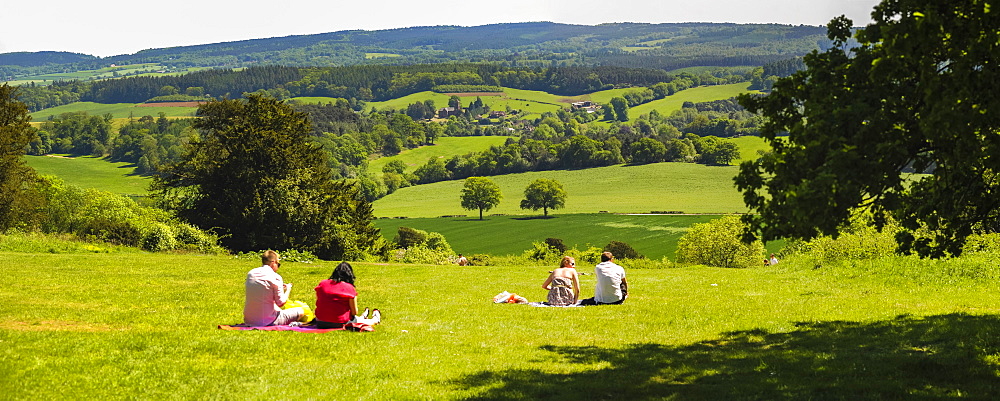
[{"x1": 1, "y1": 0, "x2": 882, "y2": 57}]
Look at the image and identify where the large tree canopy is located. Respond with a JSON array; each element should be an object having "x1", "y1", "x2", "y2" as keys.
[
  {"x1": 460, "y1": 177, "x2": 502, "y2": 220},
  {"x1": 153, "y1": 93, "x2": 380, "y2": 259},
  {"x1": 0, "y1": 84, "x2": 42, "y2": 231},
  {"x1": 736, "y1": 0, "x2": 1000, "y2": 257}
]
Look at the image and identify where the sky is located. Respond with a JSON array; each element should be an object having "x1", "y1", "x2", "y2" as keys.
[{"x1": 1, "y1": 0, "x2": 882, "y2": 58}]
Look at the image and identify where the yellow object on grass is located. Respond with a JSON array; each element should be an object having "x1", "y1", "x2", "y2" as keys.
[{"x1": 283, "y1": 300, "x2": 315, "y2": 322}]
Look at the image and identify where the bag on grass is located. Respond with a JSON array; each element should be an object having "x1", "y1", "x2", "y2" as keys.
[{"x1": 283, "y1": 300, "x2": 315, "y2": 323}]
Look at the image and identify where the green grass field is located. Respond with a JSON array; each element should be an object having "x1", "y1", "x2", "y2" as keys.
[
  {"x1": 3, "y1": 240, "x2": 999, "y2": 399},
  {"x1": 374, "y1": 213, "x2": 722, "y2": 259},
  {"x1": 630, "y1": 82, "x2": 758, "y2": 118},
  {"x1": 30, "y1": 102, "x2": 199, "y2": 120},
  {"x1": 729, "y1": 136, "x2": 769, "y2": 164},
  {"x1": 373, "y1": 162, "x2": 746, "y2": 218},
  {"x1": 368, "y1": 136, "x2": 514, "y2": 174},
  {"x1": 24, "y1": 155, "x2": 151, "y2": 195}
]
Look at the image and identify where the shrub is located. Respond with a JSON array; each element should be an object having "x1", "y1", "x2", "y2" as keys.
[
  {"x1": 675, "y1": 215, "x2": 764, "y2": 268},
  {"x1": 395, "y1": 227, "x2": 427, "y2": 248},
  {"x1": 544, "y1": 238, "x2": 567, "y2": 254},
  {"x1": 785, "y1": 212, "x2": 900, "y2": 265},
  {"x1": 467, "y1": 254, "x2": 492, "y2": 266},
  {"x1": 81, "y1": 218, "x2": 143, "y2": 247},
  {"x1": 425, "y1": 232, "x2": 453, "y2": 253},
  {"x1": 961, "y1": 233, "x2": 1000, "y2": 254},
  {"x1": 233, "y1": 249, "x2": 318, "y2": 263},
  {"x1": 391, "y1": 245, "x2": 453, "y2": 265},
  {"x1": 141, "y1": 223, "x2": 177, "y2": 252},
  {"x1": 604, "y1": 240, "x2": 643, "y2": 259},
  {"x1": 524, "y1": 241, "x2": 561, "y2": 262}
]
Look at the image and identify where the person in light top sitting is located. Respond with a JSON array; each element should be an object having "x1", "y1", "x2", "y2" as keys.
[
  {"x1": 541, "y1": 256, "x2": 581, "y2": 306},
  {"x1": 313, "y1": 261, "x2": 381, "y2": 328},
  {"x1": 580, "y1": 252, "x2": 628, "y2": 305},
  {"x1": 243, "y1": 250, "x2": 303, "y2": 326}
]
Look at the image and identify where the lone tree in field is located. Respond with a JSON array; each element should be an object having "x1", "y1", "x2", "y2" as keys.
[
  {"x1": 0, "y1": 84, "x2": 42, "y2": 231},
  {"x1": 520, "y1": 178, "x2": 567, "y2": 217},
  {"x1": 152, "y1": 93, "x2": 380, "y2": 260},
  {"x1": 736, "y1": 0, "x2": 1000, "y2": 257},
  {"x1": 460, "y1": 177, "x2": 502, "y2": 220}
]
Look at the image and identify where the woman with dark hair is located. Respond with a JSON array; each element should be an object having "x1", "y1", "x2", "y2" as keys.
[{"x1": 314, "y1": 262, "x2": 381, "y2": 328}]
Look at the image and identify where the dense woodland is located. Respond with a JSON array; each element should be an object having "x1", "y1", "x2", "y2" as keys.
[{"x1": 0, "y1": 22, "x2": 828, "y2": 81}]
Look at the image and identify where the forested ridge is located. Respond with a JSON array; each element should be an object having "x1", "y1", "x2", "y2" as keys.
[{"x1": 1, "y1": 22, "x2": 828, "y2": 80}]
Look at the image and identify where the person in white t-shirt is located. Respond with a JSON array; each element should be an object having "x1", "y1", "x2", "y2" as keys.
[
  {"x1": 580, "y1": 252, "x2": 628, "y2": 305},
  {"x1": 243, "y1": 250, "x2": 303, "y2": 326}
]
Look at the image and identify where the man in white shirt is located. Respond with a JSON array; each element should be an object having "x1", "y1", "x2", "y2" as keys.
[
  {"x1": 243, "y1": 250, "x2": 303, "y2": 326},
  {"x1": 580, "y1": 252, "x2": 628, "y2": 305}
]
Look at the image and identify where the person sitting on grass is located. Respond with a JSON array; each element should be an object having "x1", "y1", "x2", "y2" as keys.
[
  {"x1": 541, "y1": 256, "x2": 581, "y2": 306},
  {"x1": 243, "y1": 250, "x2": 303, "y2": 326},
  {"x1": 579, "y1": 252, "x2": 628, "y2": 306},
  {"x1": 313, "y1": 261, "x2": 381, "y2": 328}
]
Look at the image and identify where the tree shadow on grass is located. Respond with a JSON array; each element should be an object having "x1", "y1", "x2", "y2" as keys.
[
  {"x1": 512, "y1": 216, "x2": 557, "y2": 221},
  {"x1": 452, "y1": 314, "x2": 1000, "y2": 400}
]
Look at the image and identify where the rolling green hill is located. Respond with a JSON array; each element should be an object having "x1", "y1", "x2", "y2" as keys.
[
  {"x1": 30, "y1": 102, "x2": 199, "y2": 120},
  {"x1": 24, "y1": 155, "x2": 150, "y2": 195},
  {"x1": 374, "y1": 213, "x2": 722, "y2": 259},
  {"x1": 630, "y1": 82, "x2": 758, "y2": 118},
  {"x1": 373, "y1": 162, "x2": 746, "y2": 218},
  {"x1": 368, "y1": 136, "x2": 514, "y2": 174}
]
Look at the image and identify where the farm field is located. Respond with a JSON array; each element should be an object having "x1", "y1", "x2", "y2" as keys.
[
  {"x1": 30, "y1": 101, "x2": 199, "y2": 120},
  {"x1": 729, "y1": 135, "x2": 769, "y2": 164},
  {"x1": 24, "y1": 155, "x2": 151, "y2": 195},
  {"x1": 375, "y1": 213, "x2": 727, "y2": 259},
  {"x1": 3, "y1": 245, "x2": 999, "y2": 400},
  {"x1": 368, "y1": 136, "x2": 514, "y2": 173},
  {"x1": 630, "y1": 82, "x2": 758, "y2": 118},
  {"x1": 373, "y1": 162, "x2": 747, "y2": 218}
]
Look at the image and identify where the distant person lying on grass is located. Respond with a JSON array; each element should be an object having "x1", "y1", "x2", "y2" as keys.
[
  {"x1": 542, "y1": 256, "x2": 581, "y2": 306},
  {"x1": 243, "y1": 250, "x2": 304, "y2": 326},
  {"x1": 579, "y1": 252, "x2": 628, "y2": 306},
  {"x1": 313, "y1": 261, "x2": 381, "y2": 328}
]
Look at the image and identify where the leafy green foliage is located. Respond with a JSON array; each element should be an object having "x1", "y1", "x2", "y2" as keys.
[
  {"x1": 736, "y1": 1, "x2": 1000, "y2": 257},
  {"x1": 460, "y1": 177, "x2": 502, "y2": 220},
  {"x1": 153, "y1": 94, "x2": 380, "y2": 259},
  {"x1": 520, "y1": 178, "x2": 567, "y2": 217},
  {"x1": 675, "y1": 215, "x2": 764, "y2": 268},
  {"x1": 0, "y1": 84, "x2": 44, "y2": 231},
  {"x1": 394, "y1": 226, "x2": 427, "y2": 248},
  {"x1": 604, "y1": 240, "x2": 644, "y2": 259}
]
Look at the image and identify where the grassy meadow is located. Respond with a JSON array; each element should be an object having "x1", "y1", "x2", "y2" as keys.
[
  {"x1": 368, "y1": 136, "x2": 514, "y2": 174},
  {"x1": 375, "y1": 213, "x2": 740, "y2": 259},
  {"x1": 24, "y1": 155, "x2": 150, "y2": 195},
  {"x1": 30, "y1": 102, "x2": 199, "y2": 120},
  {"x1": 373, "y1": 162, "x2": 747, "y2": 218},
  {"x1": 3, "y1": 237, "x2": 999, "y2": 399},
  {"x1": 629, "y1": 82, "x2": 758, "y2": 118}
]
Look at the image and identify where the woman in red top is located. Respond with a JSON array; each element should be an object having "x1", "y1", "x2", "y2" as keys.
[{"x1": 314, "y1": 262, "x2": 381, "y2": 328}]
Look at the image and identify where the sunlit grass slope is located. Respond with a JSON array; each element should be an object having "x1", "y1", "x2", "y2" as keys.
[
  {"x1": 373, "y1": 162, "x2": 745, "y2": 218},
  {"x1": 24, "y1": 155, "x2": 150, "y2": 195},
  {"x1": 3, "y1": 246, "x2": 999, "y2": 399},
  {"x1": 368, "y1": 136, "x2": 514, "y2": 174},
  {"x1": 630, "y1": 82, "x2": 758, "y2": 118},
  {"x1": 30, "y1": 102, "x2": 199, "y2": 120},
  {"x1": 375, "y1": 213, "x2": 720, "y2": 259}
]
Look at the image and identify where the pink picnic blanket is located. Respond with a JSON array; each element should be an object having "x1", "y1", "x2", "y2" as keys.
[{"x1": 218, "y1": 324, "x2": 345, "y2": 333}]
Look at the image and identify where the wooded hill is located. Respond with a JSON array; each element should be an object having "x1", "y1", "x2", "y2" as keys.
[{"x1": 1, "y1": 22, "x2": 828, "y2": 80}]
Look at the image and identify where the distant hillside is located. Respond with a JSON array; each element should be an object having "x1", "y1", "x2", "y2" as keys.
[
  {"x1": 0, "y1": 51, "x2": 98, "y2": 67},
  {"x1": 3, "y1": 22, "x2": 829, "y2": 81}
]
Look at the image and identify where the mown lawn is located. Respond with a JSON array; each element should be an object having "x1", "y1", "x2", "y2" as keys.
[
  {"x1": 373, "y1": 162, "x2": 747, "y2": 218},
  {"x1": 3, "y1": 245, "x2": 999, "y2": 400},
  {"x1": 374, "y1": 213, "x2": 723, "y2": 259}
]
